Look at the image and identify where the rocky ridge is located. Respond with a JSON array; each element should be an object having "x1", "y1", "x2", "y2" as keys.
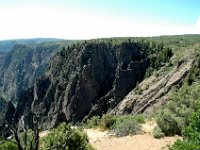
[
  {"x1": 16, "y1": 41, "x2": 150, "y2": 128},
  {"x1": 0, "y1": 44, "x2": 61, "y2": 100},
  {"x1": 13, "y1": 38, "x2": 196, "y2": 129},
  {"x1": 111, "y1": 48, "x2": 196, "y2": 115}
]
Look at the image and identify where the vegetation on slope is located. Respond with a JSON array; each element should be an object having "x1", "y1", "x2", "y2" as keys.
[
  {"x1": 40, "y1": 123, "x2": 94, "y2": 150},
  {"x1": 0, "y1": 38, "x2": 64, "y2": 52},
  {"x1": 155, "y1": 49, "x2": 200, "y2": 134},
  {"x1": 153, "y1": 47, "x2": 200, "y2": 149},
  {"x1": 170, "y1": 106, "x2": 200, "y2": 150},
  {"x1": 156, "y1": 82, "x2": 200, "y2": 135},
  {"x1": 15, "y1": 38, "x2": 174, "y2": 129},
  {"x1": 83, "y1": 114, "x2": 144, "y2": 137},
  {"x1": 1, "y1": 35, "x2": 200, "y2": 149}
]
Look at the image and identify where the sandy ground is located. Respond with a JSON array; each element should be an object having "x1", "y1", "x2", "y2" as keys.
[
  {"x1": 39, "y1": 119, "x2": 181, "y2": 150},
  {"x1": 85, "y1": 120, "x2": 181, "y2": 150},
  {"x1": 86, "y1": 131, "x2": 179, "y2": 150}
]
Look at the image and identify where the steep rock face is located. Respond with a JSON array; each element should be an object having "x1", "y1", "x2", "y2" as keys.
[
  {"x1": 0, "y1": 44, "x2": 60, "y2": 100},
  {"x1": 111, "y1": 48, "x2": 195, "y2": 115},
  {"x1": 0, "y1": 97, "x2": 15, "y2": 126},
  {"x1": 16, "y1": 41, "x2": 150, "y2": 128}
]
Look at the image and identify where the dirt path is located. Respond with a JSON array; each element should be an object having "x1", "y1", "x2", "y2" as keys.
[{"x1": 85, "y1": 120, "x2": 180, "y2": 150}]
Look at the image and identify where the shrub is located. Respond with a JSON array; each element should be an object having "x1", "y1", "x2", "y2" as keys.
[
  {"x1": 83, "y1": 114, "x2": 144, "y2": 137},
  {"x1": 156, "y1": 82, "x2": 200, "y2": 135},
  {"x1": 40, "y1": 123, "x2": 94, "y2": 150},
  {"x1": 112, "y1": 115, "x2": 144, "y2": 137},
  {"x1": 156, "y1": 108, "x2": 182, "y2": 135},
  {"x1": 99, "y1": 114, "x2": 116, "y2": 130},
  {"x1": 85, "y1": 116, "x2": 101, "y2": 128},
  {"x1": 170, "y1": 139, "x2": 199, "y2": 150},
  {"x1": 153, "y1": 126, "x2": 165, "y2": 139},
  {"x1": 113, "y1": 119, "x2": 141, "y2": 137},
  {"x1": 185, "y1": 66, "x2": 200, "y2": 85},
  {"x1": 0, "y1": 140, "x2": 17, "y2": 150},
  {"x1": 0, "y1": 129, "x2": 36, "y2": 150},
  {"x1": 130, "y1": 115, "x2": 145, "y2": 124},
  {"x1": 170, "y1": 106, "x2": 200, "y2": 150},
  {"x1": 115, "y1": 115, "x2": 145, "y2": 124}
]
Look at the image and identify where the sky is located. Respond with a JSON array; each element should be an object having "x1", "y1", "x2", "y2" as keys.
[{"x1": 0, "y1": 0, "x2": 199, "y2": 40}]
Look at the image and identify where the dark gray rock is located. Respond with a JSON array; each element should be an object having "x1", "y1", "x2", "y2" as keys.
[
  {"x1": 0, "y1": 97, "x2": 15, "y2": 126},
  {"x1": 15, "y1": 41, "x2": 150, "y2": 128},
  {"x1": 0, "y1": 44, "x2": 60, "y2": 101}
]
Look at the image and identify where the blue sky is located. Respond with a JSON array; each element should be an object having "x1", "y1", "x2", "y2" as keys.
[{"x1": 0, "y1": 0, "x2": 199, "y2": 40}]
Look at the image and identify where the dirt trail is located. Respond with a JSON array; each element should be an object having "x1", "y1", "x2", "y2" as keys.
[{"x1": 85, "y1": 120, "x2": 180, "y2": 150}]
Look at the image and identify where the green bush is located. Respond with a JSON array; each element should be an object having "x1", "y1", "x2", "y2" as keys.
[
  {"x1": 170, "y1": 139, "x2": 199, "y2": 150},
  {"x1": 40, "y1": 123, "x2": 94, "y2": 150},
  {"x1": 156, "y1": 108, "x2": 182, "y2": 135},
  {"x1": 149, "y1": 47, "x2": 173, "y2": 70},
  {"x1": 84, "y1": 114, "x2": 116, "y2": 130},
  {"x1": 185, "y1": 66, "x2": 200, "y2": 85},
  {"x1": 20, "y1": 129, "x2": 35, "y2": 149},
  {"x1": 0, "y1": 129, "x2": 35, "y2": 150},
  {"x1": 99, "y1": 114, "x2": 116, "y2": 130},
  {"x1": 83, "y1": 114, "x2": 144, "y2": 137},
  {"x1": 113, "y1": 119, "x2": 141, "y2": 137},
  {"x1": 156, "y1": 82, "x2": 200, "y2": 135},
  {"x1": 170, "y1": 106, "x2": 200, "y2": 150},
  {"x1": 85, "y1": 116, "x2": 101, "y2": 128},
  {"x1": 153, "y1": 126, "x2": 165, "y2": 139},
  {"x1": 112, "y1": 115, "x2": 144, "y2": 137},
  {"x1": 114, "y1": 115, "x2": 145, "y2": 124},
  {"x1": 0, "y1": 140, "x2": 17, "y2": 150}
]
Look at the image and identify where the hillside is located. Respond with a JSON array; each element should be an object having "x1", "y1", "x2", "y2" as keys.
[
  {"x1": 0, "y1": 44, "x2": 60, "y2": 101},
  {"x1": 14, "y1": 38, "x2": 175, "y2": 128},
  {"x1": 0, "y1": 35, "x2": 200, "y2": 150},
  {"x1": 112, "y1": 46, "x2": 197, "y2": 115},
  {"x1": 0, "y1": 38, "x2": 63, "y2": 52},
  {"x1": 13, "y1": 35, "x2": 200, "y2": 129},
  {"x1": 0, "y1": 40, "x2": 77, "y2": 101}
]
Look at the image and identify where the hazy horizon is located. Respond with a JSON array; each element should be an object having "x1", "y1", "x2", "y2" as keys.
[{"x1": 0, "y1": 0, "x2": 199, "y2": 40}]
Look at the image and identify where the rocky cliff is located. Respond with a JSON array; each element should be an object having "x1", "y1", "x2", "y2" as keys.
[
  {"x1": 2, "y1": 35, "x2": 199, "y2": 133},
  {"x1": 0, "y1": 43, "x2": 61, "y2": 100},
  {"x1": 0, "y1": 97, "x2": 15, "y2": 127},
  {"x1": 16, "y1": 40, "x2": 151, "y2": 128},
  {"x1": 111, "y1": 46, "x2": 197, "y2": 115}
]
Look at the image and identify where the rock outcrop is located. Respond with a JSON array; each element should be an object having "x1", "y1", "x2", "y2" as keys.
[
  {"x1": 16, "y1": 41, "x2": 150, "y2": 128},
  {"x1": 111, "y1": 48, "x2": 195, "y2": 115},
  {"x1": 0, "y1": 97, "x2": 15, "y2": 126},
  {"x1": 2, "y1": 36, "x2": 199, "y2": 133},
  {"x1": 0, "y1": 44, "x2": 60, "y2": 100}
]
